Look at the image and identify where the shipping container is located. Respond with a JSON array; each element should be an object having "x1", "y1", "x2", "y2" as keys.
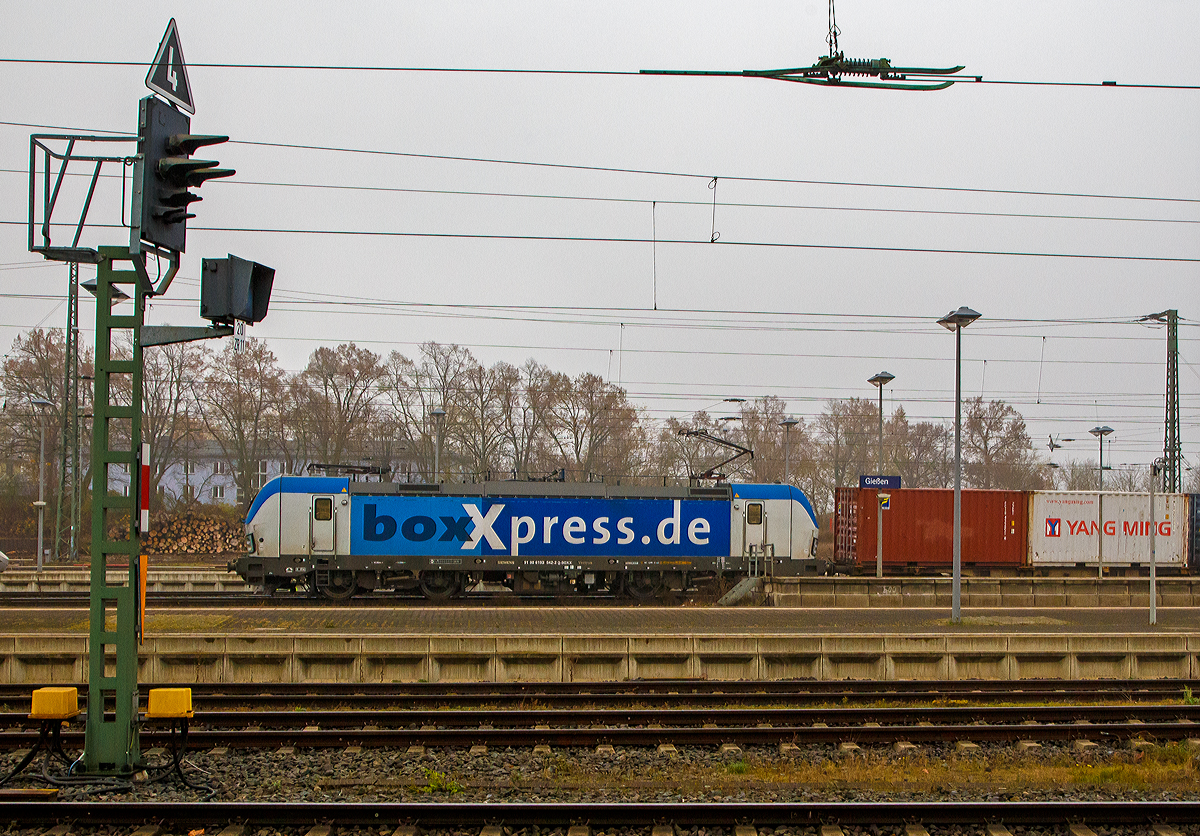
[
  {"x1": 1191, "y1": 495, "x2": 1199, "y2": 571},
  {"x1": 1028, "y1": 491, "x2": 1191, "y2": 568},
  {"x1": 833, "y1": 487, "x2": 860, "y2": 566},
  {"x1": 840, "y1": 487, "x2": 1026, "y2": 571}
]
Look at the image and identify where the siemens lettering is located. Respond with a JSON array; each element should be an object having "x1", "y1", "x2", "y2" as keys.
[{"x1": 351, "y1": 497, "x2": 727, "y2": 557}]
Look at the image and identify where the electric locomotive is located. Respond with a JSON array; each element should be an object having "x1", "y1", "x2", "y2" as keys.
[{"x1": 234, "y1": 476, "x2": 821, "y2": 600}]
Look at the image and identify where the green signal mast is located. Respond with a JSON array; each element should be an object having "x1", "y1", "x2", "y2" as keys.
[{"x1": 27, "y1": 19, "x2": 273, "y2": 777}]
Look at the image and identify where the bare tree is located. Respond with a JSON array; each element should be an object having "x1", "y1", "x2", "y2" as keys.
[
  {"x1": 962, "y1": 397, "x2": 1047, "y2": 489},
  {"x1": 495, "y1": 359, "x2": 554, "y2": 479},
  {"x1": 887, "y1": 407, "x2": 951, "y2": 489},
  {"x1": 814, "y1": 398, "x2": 875, "y2": 507},
  {"x1": 1049, "y1": 457, "x2": 1099, "y2": 491},
  {"x1": 265, "y1": 370, "x2": 312, "y2": 479},
  {"x1": 1, "y1": 330, "x2": 69, "y2": 489},
  {"x1": 451, "y1": 361, "x2": 510, "y2": 478},
  {"x1": 1104, "y1": 465, "x2": 1147, "y2": 493},
  {"x1": 546, "y1": 372, "x2": 642, "y2": 481},
  {"x1": 142, "y1": 341, "x2": 209, "y2": 503},
  {"x1": 197, "y1": 339, "x2": 284, "y2": 509},
  {"x1": 738, "y1": 396, "x2": 805, "y2": 484},
  {"x1": 380, "y1": 343, "x2": 476, "y2": 481},
  {"x1": 295, "y1": 343, "x2": 384, "y2": 465}
]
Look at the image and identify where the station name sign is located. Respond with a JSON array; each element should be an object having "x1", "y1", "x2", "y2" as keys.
[{"x1": 860, "y1": 474, "x2": 901, "y2": 490}]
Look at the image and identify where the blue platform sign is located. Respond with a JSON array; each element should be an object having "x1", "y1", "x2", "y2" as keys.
[{"x1": 860, "y1": 474, "x2": 901, "y2": 490}]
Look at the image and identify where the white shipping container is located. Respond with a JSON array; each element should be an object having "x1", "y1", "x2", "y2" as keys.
[{"x1": 1028, "y1": 491, "x2": 1189, "y2": 567}]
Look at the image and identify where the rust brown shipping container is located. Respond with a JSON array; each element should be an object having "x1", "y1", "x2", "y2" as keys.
[{"x1": 849, "y1": 487, "x2": 1027, "y2": 570}]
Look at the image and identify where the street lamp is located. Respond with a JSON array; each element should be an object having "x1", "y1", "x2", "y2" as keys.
[
  {"x1": 1089, "y1": 425, "x2": 1114, "y2": 579},
  {"x1": 1089, "y1": 426, "x2": 1114, "y2": 490},
  {"x1": 937, "y1": 306, "x2": 981, "y2": 624},
  {"x1": 780, "y1": 417, "x2": 799, "y2": 485},
  {"x1": 29, "y1": 397, "x2": 54, "y2": 572},
  {"x1": 867, "y1": 371, "x2": 895, "y2": 473},
  {"x1": 431, "y1": 407, "x2": 447, "y2": 483},
  {"x1": 1149, "y1": 458, "x2": 1163, "y2": 626}
]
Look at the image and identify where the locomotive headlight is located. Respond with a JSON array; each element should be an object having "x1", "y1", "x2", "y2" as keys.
[{"x1": 246, "y1": 533, "x2": 256, "y2": 554}]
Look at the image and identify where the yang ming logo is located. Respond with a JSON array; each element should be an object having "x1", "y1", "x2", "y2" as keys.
[{"x1": 1045, "y1": 518, "x2": 1061, "y2": 537}]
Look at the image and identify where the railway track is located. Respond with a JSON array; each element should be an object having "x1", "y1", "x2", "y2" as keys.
[
  {"x1": 6, "y1": 703, "x2": 1200, "y2": 731},
  {"x1": 3, "y1": 703, "x2": 1198, "y2": 750},
  {"x1": 2, "y1": 678, "x2": 1197, "y2": 709},
  {"x1": 2, "y1": 718, "x2": 1196, "y2": 750},
  {"x1": 0, "y1": 590, "x2": 650, "y2": 607},
  {"x1": 1, "y1": 800, "x2": 1198, "y2": 829}
]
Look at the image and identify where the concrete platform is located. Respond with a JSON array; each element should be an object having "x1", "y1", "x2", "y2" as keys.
[
  {"x1": 0, "y1": 605, "x2": 1197, "y2": 684},
  {"x1": 3, "y1": 572, "x2": 1197, "y2": 607},
  {"x1": 767, "y1": 577, "x2": 1200, "y2": 608},
  {"x1": 1, "y1": 604, "x2": 1196, "y2": 635}
]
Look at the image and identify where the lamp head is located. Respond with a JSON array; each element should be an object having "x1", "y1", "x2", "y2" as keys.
[
  {"x1": 779, "y1": 417, "x2": 799, "y2": 430},
  {"x1": 1089, "y1": 425, "x2": 1114, "y2": 439},
  {"x1": 937, "y1": 306, "x2": 981, "y2": 331},
  {"x1": 80, "y1": 277, "x2": 130, "y2": 303},
  {"x1": 868, "y1": 371, "x2": 895, "y2": 388},
  {"x1": 30, "y1": 398, "x2": 54, "y2": 410}
]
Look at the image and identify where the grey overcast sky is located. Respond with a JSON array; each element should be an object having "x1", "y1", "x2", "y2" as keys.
[{"x1": 2, "y1": 1, "x2": 1197, "y2": 476}]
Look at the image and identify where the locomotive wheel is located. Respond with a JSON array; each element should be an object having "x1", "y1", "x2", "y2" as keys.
[
  {"x1": 624, "y1": 571, "x2": 664, "y2": 601},
  {"x1": 318, "y1": 571, "x2": 358, "y2": 601},
  {"x1": 419, "y1": 570, "x2": 462, "y2": 601}
]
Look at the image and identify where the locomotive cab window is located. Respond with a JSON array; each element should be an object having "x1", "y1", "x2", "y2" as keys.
[
  {"x1": 747, "y1": 503, "x2": 763, "y2": 525},
  {"x1": 313, "y1": 497, "x2": 333, "y2": 521}
]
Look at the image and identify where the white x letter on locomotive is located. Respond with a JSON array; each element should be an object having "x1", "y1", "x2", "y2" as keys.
[{"x1": 462, "y1": 503, "x2": 506, "y2": 550}]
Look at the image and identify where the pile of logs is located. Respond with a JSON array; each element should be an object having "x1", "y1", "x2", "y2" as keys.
[{"x1": 137, "y1": 513, "x2": 246, "y2": 555}]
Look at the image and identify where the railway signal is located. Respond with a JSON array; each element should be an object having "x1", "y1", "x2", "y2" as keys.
[
  {"x1": 135, "y1": 95, "x2": 234, "y2": 254},
  {"x1": 200, "y1": 255, "x2": 275, "y2": 325}
]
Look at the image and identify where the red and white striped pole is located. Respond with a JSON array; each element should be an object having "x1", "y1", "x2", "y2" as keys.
[{"x1": 138, "y1": 442, "x2": 151, "y2": 533}]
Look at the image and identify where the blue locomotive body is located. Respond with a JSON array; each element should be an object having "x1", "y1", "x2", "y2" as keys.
[{"x1": 234, "y1": 476, "x2": 820, "y2": 600}]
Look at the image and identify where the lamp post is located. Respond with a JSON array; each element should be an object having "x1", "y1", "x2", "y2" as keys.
[
  {"x1": 1089, "y1": 426, "x2": 1113, "y2": 490},
  {"x1": 30, "y1": 398, "x2": 54, "y2": 572},
  {"x1": 867, "y1": 372, "x2": 895, "y2": 580},
  {"x1": 1149, "y1": 458, "x2": 1162, "y2": 626},
  {"x1": 937, "y1": 306, "x2": 981, "y2": 624},
  {"x1": 780, "y1": 418, "x2": 799, "y2": 485},
  {"x1": 867, "y1": 371, "x2": 895, "y2": 473},
  {"x1": 1089, "y1": 425, "x2": 1113, "y2": 579},
  {"x1": 431, "y1": 407, "x2": 447, "y2": 483}
]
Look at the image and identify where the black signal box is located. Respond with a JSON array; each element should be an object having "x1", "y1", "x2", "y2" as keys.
[{"x1": 200, "y1": 254, "x2": 274, "y2": 325}]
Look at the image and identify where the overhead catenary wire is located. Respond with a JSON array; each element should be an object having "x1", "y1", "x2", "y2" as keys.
[
  {"x1": 8, "y1": 219, "x2": 1198, "y2": 265},
  {"x1": 4, "y1": 119, "x2": 1198, "y2": 206},
  {"x1": 6, "y1": 167, "x2": 1199, "y2": 227},
  {"x1": 2, "y1": 56, "x2": 1199, "y2": 90}
]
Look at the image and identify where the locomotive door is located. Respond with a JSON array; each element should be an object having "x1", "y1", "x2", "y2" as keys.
[
  {"x1": 310, "y1": 495, "x2": 336, "y2": 554},
  {"x1": 744, "y1": 502, "x2": 767, "y2": 573}
]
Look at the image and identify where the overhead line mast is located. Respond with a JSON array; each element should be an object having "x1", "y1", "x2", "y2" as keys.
[{"x1": 1141, "y1": 310, "x2": 1182, "y2": 492}]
